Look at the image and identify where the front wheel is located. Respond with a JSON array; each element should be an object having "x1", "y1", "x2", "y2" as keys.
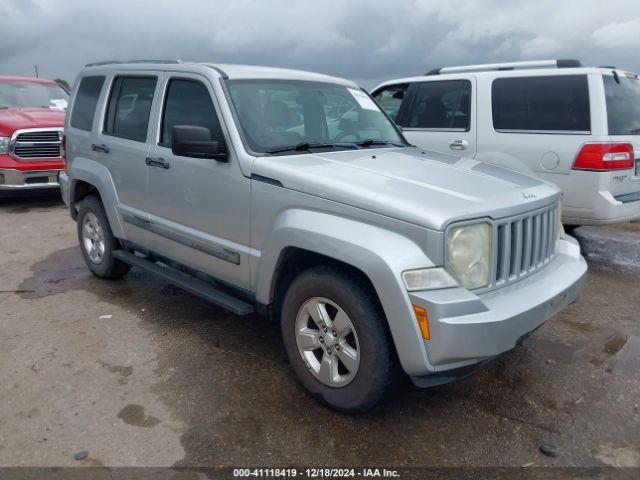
[
  {"x1": 76, "y1": 195, "x2": 130, "y2": 279},
  {"x1": 281, "y1": 266, "x2": 399, "y2": 412}
]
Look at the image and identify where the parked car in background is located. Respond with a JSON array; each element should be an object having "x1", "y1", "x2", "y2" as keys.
[
  {"x1": 0, "y1": 76, "x2": 68, "y2": 196},
  {"x1": 61, "y1": 61, "x2": 586, "y2": 412},
  {"x1": 372, "y1": 60, "x2": 640, "y2": 226}
]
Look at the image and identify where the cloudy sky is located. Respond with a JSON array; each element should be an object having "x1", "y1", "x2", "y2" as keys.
[{"x1": 1, "y1": 0, "x2": 639, "y2": 88}]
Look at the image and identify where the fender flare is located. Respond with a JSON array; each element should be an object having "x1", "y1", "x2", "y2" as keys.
[
  {"x1": 68, "y1": 158, "x2": 125, "y2": 238},
  {"x1": 254, "y1": 209, "x2": 436, "y2": 375}
]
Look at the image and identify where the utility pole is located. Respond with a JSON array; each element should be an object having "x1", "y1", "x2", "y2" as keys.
[{"x1": 34, "y1": 65, "x2": 39, "y2": 78}]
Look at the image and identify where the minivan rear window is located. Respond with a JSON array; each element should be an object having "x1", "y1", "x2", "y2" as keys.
[
  {"x1": 492, "y1": 75, "x2": 590, "y2": 133},
  {"x1": 70, "y1": 76, "x2": 104, "y2": 131},
  {"x1": 604, "y1": 74, "x2": 640, "y2": 135}
]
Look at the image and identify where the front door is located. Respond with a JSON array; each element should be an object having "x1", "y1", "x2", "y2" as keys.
[{"x1": 145, "y1": 73, "x2": 251, "y2": 290}]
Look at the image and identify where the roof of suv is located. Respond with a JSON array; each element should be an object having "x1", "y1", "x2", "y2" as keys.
[
  {"x1": 373, "y1": 59, "x2": 637, "y2": 90},
  {"x1": 82, "y1": 61, "x2": 358, "y2": 87}
]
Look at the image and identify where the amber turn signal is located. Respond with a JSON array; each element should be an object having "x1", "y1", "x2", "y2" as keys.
[{"x1": 412, "y1": 305, "x2": 430, "y2": 340}]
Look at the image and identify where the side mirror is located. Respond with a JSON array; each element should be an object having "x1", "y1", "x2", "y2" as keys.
[{"x1": 171, "y1": 125, "x2": 228, "y2": 162}]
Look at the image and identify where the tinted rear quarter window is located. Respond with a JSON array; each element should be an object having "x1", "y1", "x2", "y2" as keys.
[
  {"x1": 70, "y1": 76, "x2": 105, "y2": 131},
  {"x1": 603, "y1": 74, "x2": 640, "y2": 135},
  {"x1": 104, "y1": 76, "x2": 157, "y2": 142},
  {"x1": 160, "y1": 79, "x2": 224, "y2": 147},
  {"x1": 492, "y1": 75, "x2": 590, "y2": 132},
  {"x1": 408, "y1": 80, "x2": 471, "y2": 130}
]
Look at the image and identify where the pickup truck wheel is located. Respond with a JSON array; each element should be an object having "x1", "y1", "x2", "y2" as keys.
[
  {"x1": 77, "y1": 195, "x2": 130, "y2": 279},
  {"x1": 281, "y1": 266, "x2": 398, "y2": 412}
]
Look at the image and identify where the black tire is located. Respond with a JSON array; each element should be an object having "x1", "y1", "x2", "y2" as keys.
[
  {"x1": 281, "y1": 266, "x2": 399, "y2": 412},
  {"x1": 76, "y1": 194, "x2": 130, "y2": 279}
]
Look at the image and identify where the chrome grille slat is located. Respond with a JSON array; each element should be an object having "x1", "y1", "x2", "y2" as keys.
[
  {"x1": 9, "y1": 128, "x2": 62, "y2": 160},
  {"x1": 490, "y1": 202, "x2": 558, "y2": 290}
]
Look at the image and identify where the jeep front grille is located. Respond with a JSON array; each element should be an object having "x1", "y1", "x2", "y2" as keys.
[
  {"x1": 493, "y1": 202, "x2": 559, "y2": 288},
  {"x1": 10, "y1": 129, "x2": 63, "y2": 160}
]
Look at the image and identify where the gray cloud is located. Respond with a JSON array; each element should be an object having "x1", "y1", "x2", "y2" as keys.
[{"x1": 1, "y1": 0, "x2": 639, "y2": 89}]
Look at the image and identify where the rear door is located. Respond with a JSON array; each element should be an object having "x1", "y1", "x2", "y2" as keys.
[
  {"x1": 396, "y1": 78, "x2": 476, "y2": 156},
  {"x1": 95, "y1": 73, "x2": 160, "y2": 244}
]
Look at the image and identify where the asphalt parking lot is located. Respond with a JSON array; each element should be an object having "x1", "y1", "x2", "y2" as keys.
[{"x1": 0, "y1": 195, "x2": 639, "y2": 470}]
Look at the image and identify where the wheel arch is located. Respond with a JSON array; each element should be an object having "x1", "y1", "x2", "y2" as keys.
[
  {"x1": 67, "y1": 159, "x2": 124, "y2": 237},
  {"x1": 253, "y1": 209, "x2": 436, "y2": 376}
]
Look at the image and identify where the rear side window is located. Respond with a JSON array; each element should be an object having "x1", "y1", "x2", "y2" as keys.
[
  {"x1": 160, "y1": 79, "x2": 224, "y2": 147},
  {"x1": 372, "y1": 84, "x2": 409, "y2": 122},
  {"x1": 603, "y1": 74, "x2": 640, "y2": 135},
  {"x1": 492, "y1": 75, "x2": 590, "y2": 133},
  {"x1": 104, "y1": 76, "x2": 157, "y2": 142},
  {"x1": 407, "y1": 80, "x2": 471, "y2": 130},
  {"x1": 70, "y1": 76, "x2": 105, "y2": 131}
]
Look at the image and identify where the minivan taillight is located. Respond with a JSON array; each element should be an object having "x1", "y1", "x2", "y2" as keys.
[
  {"x1": 61, "y1": 134, "x2": 67, "y2": 173},
  {"x1": 572, "y1": 143, "x2": 634, "y2": 171}
]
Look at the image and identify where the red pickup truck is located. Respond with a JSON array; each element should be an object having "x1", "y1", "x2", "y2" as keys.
[{"x1": 0, "y1": 76, "x2": 68, "y2": 196}]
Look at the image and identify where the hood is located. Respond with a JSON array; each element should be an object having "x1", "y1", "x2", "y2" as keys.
[
  {"x1": 252, "y1": 147, "x2": 559, "y2": 230},
  {"x1": 0, "y1": 108, "x2": 65, "y2": 135}
]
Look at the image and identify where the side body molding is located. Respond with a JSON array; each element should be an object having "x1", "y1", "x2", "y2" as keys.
[
  {"x1": 253, "y1": 209, "x2": 436, "y2": 375},
  {"x1": 68, "y1": 158, "x2": 125, "y2": 238}
]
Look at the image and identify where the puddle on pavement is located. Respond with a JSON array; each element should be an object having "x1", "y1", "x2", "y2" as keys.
[{"x1": 605, "y1": 335, "x2": 640, "y2": 377}]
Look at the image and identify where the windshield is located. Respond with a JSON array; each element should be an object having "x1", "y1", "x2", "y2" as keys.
[
  {"x1": 227, "y1": 80, "x2": 404, "y2": 154},
  {"x1": 0, "y1": 81, "x2": 69, "y2": 110},
  {"x1": 603, "y1": 73, "x2": 640, "y2": 135}
]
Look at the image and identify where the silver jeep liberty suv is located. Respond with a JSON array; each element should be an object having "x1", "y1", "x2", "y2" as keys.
[{"x1": 60, "y1": 61, "x2": 587, "y2": 412}]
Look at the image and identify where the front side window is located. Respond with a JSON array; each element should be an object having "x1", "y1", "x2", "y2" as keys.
[
  {"x1": 492, "y1": 75, "x2": 590, "y2": 133},
  {"x1": 227, "y1": 80, "x2": 404, "y2": 154},
  {"x1": 0, "y1": 81, "x2": 69, "y2": 111},
  {"x1": 160, "y1": 79, "x2": 224, "y2": 147},
  {"x1": 372, "y1": 83, "x2": 409, "y2": 122},
  {"x1": 70, "y1": 76, "x2": 104, "y2": 131},
  {"x1": 407, "y1": 80, "x2": 471, "y2": 130},
  {"x1": 104, "y1": 76, "x2": 157, "y2": 142},
  {"x1": 603, "y1": 73, "x2": 640, "y2": 135}
]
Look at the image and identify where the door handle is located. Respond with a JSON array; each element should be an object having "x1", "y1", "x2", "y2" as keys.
[
  {"x1": 91, "y1": 143, "x2": 110, "y2": 153},
  {"x1": 449, "y1": 139, "x2": 468, "y2": 151},
  {"x1": 146, "y1": 157, "x2": 170, "y2": 169}
]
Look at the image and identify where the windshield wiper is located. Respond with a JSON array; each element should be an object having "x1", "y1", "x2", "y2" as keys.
[
  {"x1": 630, "y1": 128, "x2": 640, "y2": 134},
  {"x1": 357, "y1": 139, "x2": 404, "y2": 148},
  {"x1": 267, "y1": 142, "x2": 358, "y2": 154}
]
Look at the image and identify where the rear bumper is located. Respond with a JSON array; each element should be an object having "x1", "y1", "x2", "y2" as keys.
[
  {"x1": 59, "y1": 171, "x2": 70, "y2": 207},
  {"x1": 556, "y1": 169, "x2": 640, "y2": 225},
  {"x1": 564, "y1": 189, "x2": 640, "y2": 225},
  {"x1": 408, "y1": 236, "x2": 586, "y2": 379},
  {"x1": 0, "y1": 168, "x2": 62, "y2": 194}
]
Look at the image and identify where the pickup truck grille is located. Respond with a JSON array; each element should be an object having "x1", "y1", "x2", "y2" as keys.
[
  {"x1": 493, "y1": 202, "x2": 559, "y2": 288},
  {"x1": 10, "y1": 129, "x2": 63, "y2": 160}
]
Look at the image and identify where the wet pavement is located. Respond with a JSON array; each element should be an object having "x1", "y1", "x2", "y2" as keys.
[{"x1": 0, "y1": 195, "x2": 639, "y2": 470}]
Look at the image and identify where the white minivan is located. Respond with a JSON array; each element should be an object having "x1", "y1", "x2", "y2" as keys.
[{"x1": 372, "y1": 60, "x2": 640, "y2": 226}]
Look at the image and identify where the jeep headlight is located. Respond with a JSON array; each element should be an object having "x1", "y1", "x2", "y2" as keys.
[
  {"x1": 447, "y1": 222, "x2": 492, "y2": 290},
  {"x1": 0, "y1": 137, "x2": 9, "y2": 154}
]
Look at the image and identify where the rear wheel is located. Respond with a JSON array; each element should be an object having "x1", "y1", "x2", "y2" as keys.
[
  {"x1": 281, "y1": 266, "x2": 399, "y2": 412},
  {"x1": 77, "y1": 195, "x2": 129, "y2": 279}
]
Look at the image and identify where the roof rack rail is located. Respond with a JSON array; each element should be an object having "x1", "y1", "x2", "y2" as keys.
[
  {"x1": 85, "y1": 59, "x2": 183, "y2": 67},
  {"x1": 425, "y1": 59, "x2": 582, "y2": 75}
]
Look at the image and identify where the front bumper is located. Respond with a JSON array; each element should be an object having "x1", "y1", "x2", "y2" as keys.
[
  {"x1": 408, "y1": 235, "x2": 586, "y2": 381},
  {"x1": 0, "y1": 168, "x2": 62, "y2": 194}
]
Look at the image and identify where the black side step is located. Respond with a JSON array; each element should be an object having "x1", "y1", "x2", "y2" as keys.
[{"x1": 113, "y1": 250, "x2": 254, "y2": 316}]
